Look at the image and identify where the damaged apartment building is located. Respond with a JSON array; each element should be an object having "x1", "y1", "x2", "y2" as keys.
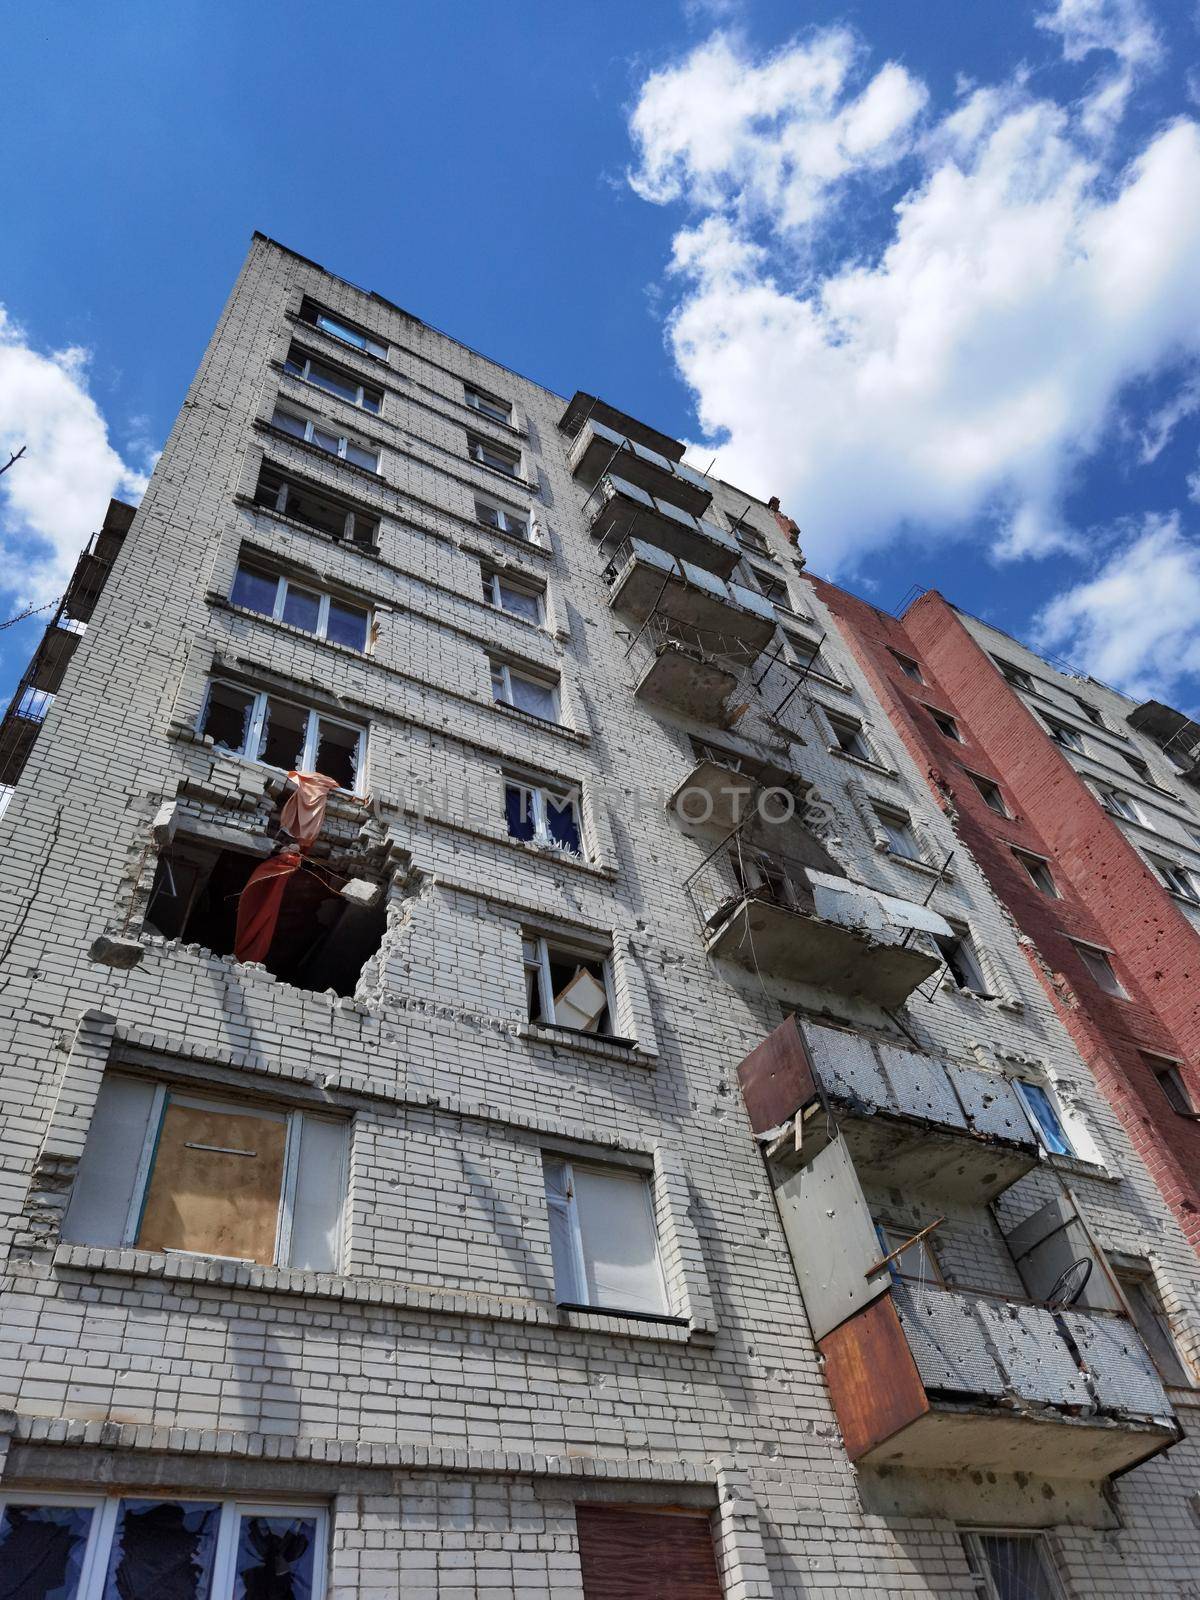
[{"x1": 0, "y1": 233, "x2": 1198, "y2": 1599}]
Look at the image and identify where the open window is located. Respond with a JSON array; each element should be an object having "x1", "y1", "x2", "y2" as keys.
[
  {"x1": 889, "y1": 648, "x2": 924, "y2": 682},
  {"x1": 927, "y1": 706, "x2": 962, "y2": 741},
  {"x1": 1014, "y1": 1079, "x2": 1074, "y2": 1156},
  {"x1": 874, "y1": 1221, "x2": 944, "y2": 1286},
  {"x1": 253, "y1": 464, "x2": 379, "y2": 549},
  {"x1": 1071, "y1": 939, "x2": 1129, "y2": 999},
  {"x1": 0, "y1": 1496, "x2": 328, "y2": 1600},
  {"x1": 144, "y1": 836, "x2": 388, "y2": 996},
  {"x1": 967, "y1": 771, "x2": 1009, "y2": 816},
  {"x1": 524, "y1": 932, "x2": 617, "y2": 1037},
  {"x1": 61, "y1": 1076, "x2": 346, "y2": 1271},
  {"x1": 1114, "y1": 1264, "x2": 1194, "y2": 1387},
  {"x1": 199, "y1": 679, "x2": 365, "y2": 792},
  {"x1": 505, "y1": 775, "x2": 583, "y2": 856},
  {"x1": 875, "y1": 807, "x2": 922, "y2": 862},
  {"x1": 1013, "y1": 848, "x2": 1058, "y2": 896},
  {"x1": 934, "y1": 922, "x2": 992, "y2": 996},
  {"x1": 993, "y1": 657, "x2": 1035, "y2": 692},
  {"x1": 542, "y1": 1154, "x2": 668, "y2": 1315},
  {"x1": 1096, "y1": 784, "x2": 1141, "y2": 822}
]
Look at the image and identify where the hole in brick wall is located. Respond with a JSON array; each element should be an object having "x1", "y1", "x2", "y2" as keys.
[{"x1": 145, "y1": 837, "x2": 387, "y2": 996}]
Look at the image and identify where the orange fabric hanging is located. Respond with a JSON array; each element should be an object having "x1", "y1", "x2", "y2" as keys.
[
  {"x1": 280, "y1": 770, "x2": 340, "y2": 850},
  {"x1": 234, "y1": 852, "x2": 302, "y2": 964}
]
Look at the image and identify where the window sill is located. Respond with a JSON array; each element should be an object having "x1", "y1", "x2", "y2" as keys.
[
  {"x1": 44, "y1": 1244, "x2": 698, "y2": 1341},
  {"x1": 256, "y1": 419, "x2": 388, "y2": 481},
  {"x1": 885, "y1": 849, "x2": 954, "y2": 882},
  {"x1": 827, "y1": 746, "x2": 898, "y2": 778},
  {"x1": 492, "y1": 698, "x2": 587, "y2": 743},
  {"x1": 1045, "y1": 1150, "x2": 1119, "y2": 1184},
  {"x1": 207, "y1": 594, "x2": 374, "y2": 663},
  {"x1": 235, "y1": 493, "x2": 382, "y2": 557},
  {"x1": 519, "y1": 1022, "x2": 657, "y2": 1069},
  {"x1": 462, "y1": 525, "x2": 551, "y2": 561}
]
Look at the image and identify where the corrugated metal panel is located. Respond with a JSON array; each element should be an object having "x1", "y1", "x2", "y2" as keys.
[
  {"x1": 1063, "y1": 1312, "x2": 1174, "y2": 1420},
  {"x1": 804, "y1": 1023, "x2": 891, "y2": 1109},
  {"x1": 976, "y1": 1301, "x2": 1090, "y2": 1407},
  {"x1": 892, "y1": 1284, "x2": 1006, "y2": 1397},
  {"x1": 877, "y1": 1042, "x2": 968, "y2": 1131}
]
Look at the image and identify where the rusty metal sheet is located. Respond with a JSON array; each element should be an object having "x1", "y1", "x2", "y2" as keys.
[{"x1": 1062, "y1": 1311, "x2": 1175, "y2": 1420}]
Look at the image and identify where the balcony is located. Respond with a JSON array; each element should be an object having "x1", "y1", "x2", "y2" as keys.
[
  {"x1": 823, "y1": 1283, "x2": 1177, "y2": 1478},
  {"x1": 569, "y1": 420, "x2": 713, "y2": 516},
  {"x1": 558, "y1": 390, "x2": 686, "y2": 465},
  {"x1": 1126, "y1": 698, "x2": 1200, "y2": 785},
  {"x1": 738, "y1": 1016, "x2": 1039, "y2": 1200},
  {"x1": 605, "y1": 538, "x2": 778, "y2": 661},
  {"x1": 27, "y1": 623, "x2": 82, "y2": 695},
  {"x1": 589, "y1": 474, "x2": 740, "y2": 578},
  {"x1": 689, "y1": 849, "x2": 949, "y2": 1008},
  {"x1": 668, "y1": 751, "x2": 796, "y2": 833}
]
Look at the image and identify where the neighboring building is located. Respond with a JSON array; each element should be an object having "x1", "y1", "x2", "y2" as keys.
[
  {"x1": 1, "y1": 234, "x2": 1199, "y2": 1599},
  {"x1": 816, "y1": 580, "x2": 1200, "y2": 1260}
]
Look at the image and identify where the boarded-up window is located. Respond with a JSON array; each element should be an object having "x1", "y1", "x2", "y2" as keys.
[
  {"x1": 61, "y1": 1077, "x2": 347, "y2": 1271},
  {"x1": 576, "y1": 1506, "x2": 723, "y2": 1599}
]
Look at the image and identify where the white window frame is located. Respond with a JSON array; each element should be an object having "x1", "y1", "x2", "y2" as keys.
[
  {"x1": 271, "y1": 405, "x2": 380, "y2": 472},
  {"x1": 1014, "y1": 1078, "x2": 1075, "y2": 1156},
  {"x1": 994, "y1": 657, "x2": 1035, "y2": 692},
  {"x1": 745, "y1": 562, "x2": 792, "y2": 609},
  {"x1": 0, "y1": 1493, "x2": 329, "y2": 1600},
  {"x1": 1045, "y1": 717, "x2": 1085, "y2": 753},
  {"x1": 780, "y1": 625, "x2": 832, "y2": 681},
  {"x1": 467, "y1": 430, "x2": 521, "y2": 477},
  {"x1": 961, "y1": 1530, "x2": 1066, "y2": 1600},
  {"x1": 875, "y1": 807, "x2": 922, "y2": 861},
  {"x1": 483, "y1": 567, "x2": 545, "y2": 624},
  {"x1": 231, "y1": 563, "x2": 372, "y2": 651},
  {"x1": 283, "y1": 347, "x2": 382, "y2": 413},
  {"x1": 875, "y1": 1220, "x2": 944, "y2": 1285},
  {"x1": 937, "y1": 923, "x2": 992, "y2": 996},
  {"x1": 1014, "y1": 849, "x2": 1058, "y2": 896},
  {"x1": 1153, "y1": 856, "x2": 1200, "y2": 902},
  {"x1": 542, "y1": 1155, "x2": 668, "y2": 1314},
  {"x1": 490, "y1": 660, "x2": 561, "y2": 724},
  {"x1": 828, "y1": 713, "x2": 875, "y2": 764},
  {"x1": 200, "y1": 679, "x2": 367, "y2": 794},
  {"x1": 464, "y1": 383, "x2": 512, "y2": 424},
  {"x1": 1097, "y1": 784, "x2": 1141, "y2": 823},
  {"x1": 307, "y1": 303, "x2": 388, "y2": 359},
  {"x1": 84, "y1": 1085, "x2": 347, "y2": 1270},
  {"x1": 967, "y1": 770, "x2": 1009, "y2": 816},
  {"x1": 1072, "y1": 938, "x2": 1130, "y2": 999},
  {"x1": 256, "y1": 470, "x2": 378, "y2": 547},
  {"x1": 475, "y1": 495, "x2": 536, "y2": 542},
  {"x1": 523, "y1": 933, "x2": 616, "y2": 1034},
  {"x1": 505, "y1": 776, "x2": 584, "y2": 856}
]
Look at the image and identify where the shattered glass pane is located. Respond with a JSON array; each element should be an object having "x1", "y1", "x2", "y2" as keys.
[
  {"x1": 271, "y1": 409, "x2": 307, "y2": 440},
  {"x1": 505, "y1": 784, "x2": 536, "y2": 843},
  {"x1": 0, "y1": 1502, "x2": 94, "y2": 1600},
  {"x1": 258, "y1": 697, "x2": 308, "y2": 772},
  {"x1": 100, "y1": 1499, "x2": 219, "y2": 1600},
  {"x1": 233, "y1": 1515, "x2": 317, "y2": 1600},
  {"x1": 201, "y1": 682, "x2": 256, "y2": 754},
  {"x1": 344, "y1": 442, "x2": 378, "y2": 471},
  {"x1": 546, "y1": 793, "x2": 581, "y2": 854},
  {"x1": 314, "y1": 719, "x2": 359, "y2": 790},
  {"x1": 971, "y1": 1534, "x2": 1063, "y2": 1600}
]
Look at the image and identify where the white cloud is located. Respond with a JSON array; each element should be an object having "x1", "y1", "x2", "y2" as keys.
[
  {"x1": 628, "y1": 28, "x2": 1200, "y2": 572},
  {"x1": 629, "y1": 30, "x2": 927, "y2": 232},
  {"x1": 1036, "y1": 0, "x2": 1162, "y2": 135},
  {"x1": 1138, "y1": 374, "x2": 1200, "y2": 462},
  {"x1": 1033, "y1": 513, "x2": 1200, "y2": 703},
  {"x1": 0, "y1": 308, "x2": 149, "y2": 611}
]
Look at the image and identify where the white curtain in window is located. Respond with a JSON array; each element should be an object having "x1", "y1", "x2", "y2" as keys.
[
  {"x1": 572, "y1": 1165, "x2": 666, "y2": 1315},
  {"x1": 542, "y1": 1158, "x2": 582, "y2": 1301},
  {"x1": 289, "y1": 1116, "x2": 346, "y2": 1272},
  {"x1": 60, "y1": 1076, "x2": 157, "y2": 1246}
]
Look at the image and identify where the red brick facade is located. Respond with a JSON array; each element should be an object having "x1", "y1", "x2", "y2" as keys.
[{"x1": 809, "y1": 578, "x2": 1200, "y2": 1254}]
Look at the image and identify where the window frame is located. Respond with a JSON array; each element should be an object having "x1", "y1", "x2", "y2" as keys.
[
  {"x1": 875, "y1": 807, "x2": 922, "y2": 862},
  {"x1": 504, "y1": 775, "x2": 584, "y2": 857},
  {"x1": 875, "y1": 1220, "x2": 944, "y2": 1286},
  {"x1": 889, "y1": 648, "x2": 924, "y2": 682},
  {"x1": 254, "y1": 466, "x2": 379, "y2": 548},
  {"x1": 523, "y1": 932, "x2": 617, "y2": 1037},
  {"x1": 490, "y1": 659, "x2": 561, "y2": 724},
  {"x1": 1071, "y1": 938, "x2": 1130, "y2": 999},
  {"x1": 1143, "y1": 1052, "x2": 1196, "y2": 1116},
  {"x1": 475, "y1": 495, "x2": 536, "y2": 542},
  {"x1": 926, "y1": 705, "x2": 963, "y2": 742},
  {"x1": 1114, "y1": 1265, "x2": 1195, "y2": 1387},
  {"x1": 966, "y1": 770, "x2": 1009, "y2": 816},
  {"x1": 464, "y1": 383, "x2": 512, "y2": 424},
  {"x1": 270, "y1": 404, "x2": 380, "y2": 473},
  {"x1": 827, "y1": 712, "x2": 876, "y2": 764},
  {"x1": 1045, "y1": 716, "x2": 1085, "y2": 753},
  {"x1": 779, "y1": 623, "x2": 833, "y2": 681},
  {"x1": 467, "y1": 430, "x2": 521, "y2": 478},
  {"x1": 199, "y1": 678, "x2": 367, "y2": 794},
  {"x1": 1152, "y1": 856, "x2": 1200, "y2": 902},
  {"x1": 541, "y1": 1153, "x2": 669, "y2": 1316},
  {"x1": 1013, "y1": 848, "x2": 1058, "y2": 896},
  {"x1": 960, "y1": 1530, "x2": 1066, "y2": 1600},
  {"x1": 0, "y1": 1493, "x2": 330, "y2": 1600},
  {"x1": 1014, "y1": 1078, "x2": 1074, "y2": 1157},
  {"x1": 483, "y1": 565, "x2": 545, "y2": 625},
  {"x1": 1096, "y1": 784, "x2": 1141, "y2": 823},
  {"x1": 302, "y1": 299, "x2": 388, "y2": 360},
  {"x1": 284, "y1": 345, "x2": 383, "y2": 413},
  {"x1": 230, "y1": 562, "x2": 372, "y2": 652},
  {"x1": 993, "y1": 657, "x2": 1035, "y2": 692},
  {"x1": 65, "y1": 1080, "x2": 348, "y2": 1272},
  {"x1": 936, "y1": 922, "x2": 992, "y2": 996}
]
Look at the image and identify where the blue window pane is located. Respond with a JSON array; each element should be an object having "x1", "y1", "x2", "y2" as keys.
[
  {"x1": 233, "y1": 1515, "x2": 317, "y2": 1600},
  {"x1": 101, "y1": 1499, "x2": 220, "y2": 1600},
  {"x1": 325, "y1": 602, "x2": 368, "y2": 652},
  {"x1": 231, "y1": 567, "x2": 278, "y2": 617},
  {"x1": 546, "y1": 795, "x2": 581, "y2": 854},
  {"x1": 505, "y1": 785, "x2": 536, "y2": 842},
  {"x1": 1018, "y1": 1083, "x2": 1072, "y2": 1156},
  {"x1": 281, "y1": 586, "x2": 321, "y2": 634},
  {"x1": 0, "y1": 1503, "x2": 94, "y2": 1600}
]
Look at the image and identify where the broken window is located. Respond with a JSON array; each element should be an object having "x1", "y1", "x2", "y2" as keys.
[
  {"x1": 300, "y1": 295, "x2": 388, "y2": 359},
  {"x1": 482, "y1": 565, "x2": 544, "y2": 624},
  {"x1": 1142, "y1": 1052, "x2": 1195, "y2": 1116},
  {"x1": 475, "y1": 497, "x2": 533, "y2": 541},
  {"x1": 1152, "y1": 856, "x2": 1200, "y2": 902},
  {"x1": 934, "y1": 923, "x2": 992, "y2": 996},
  {"x1": 961, "y1": 1532, "x2": 1066, "y2": 1600},
  {"x1": 271, "y1": 404, "x2": 380, "y2": 472},
  {"x1": 490, "y1": 659, "x2": 560, "y2": 723},
  {"x1": 524, "y1": 933, "x2": 616, "y2": 1037},
  {"x1": 0, "y1": 1497, "x2": 327, "y2": 1600},
  {"x1": 542, "y1": 1154, "x2": 668, "y2": 1315},
  {"x1": 61, "y1": 1075, "x2": 347, "y2": 1271},
  {"x1": 284, "y1": 342, "x2": 383, "y2": 412},
  {"x1": 780, "y1": 625, "x2": 830, "y2": 679},
  {"x1": 1096, "y1": 784, "x2": 1140, "y2": 822},
  {"x1": 1071, "y1": 939, "x2": 1129, "y2": 998},
  {"x1": 144, "y1": 836, "x2": 388, "y2": 997},
  {"x1": 467, "y1": 431, "x2": 521, "y2": 477},
  {"x1": 199, "y1": 679, "x2": 365, "y2": 792},
  {"x1": 1013, "y1": 849, "x2": 1058, "y2": 896},
  {"x1": 505, "y1": 777, "x2": 582, "y2": 855},
  {"x1": 1014, "y1": 1080, "x2": 1073, "y2": 1157},
  {"x1": 875, "y1": 808, "x2": 922, "y2": 862},
  {"x1": 927, "y1": 706, "x2": 962, "y2": 741},
  {"x1": 875, "y1": 1222, "x2": 943, "y2": 1286},
  {"x1": 993, "y1": 656, "x2": 1035, "y2": 692},
  {"x1": 744, "y1": 562, "x2": 791, "y2": 608},
  {"x1": 728, "y1": 848, "x2": 801, "y2": 911},
  {"x1": 827, "y1": 714, "x2": 874, "y2": 764},
  {"x1": 967, "y1": 771, "x2": 1008, "y2": 815},
  {"x1": 254, "y1": 464, "x2": 379, "y2": 549},
  {"x1": 1045, "y1": 717, "x2": 1084, "y2": 752},
  {"x1": 889, "y1": 648, "x2": 924, "y2": 682},
  {"x1": 464, "y1": 383, "x2": 511, "y2": 423},
  {"x1": 1115, "y1": 1266, "x2": 1194, "y2": 1387}
]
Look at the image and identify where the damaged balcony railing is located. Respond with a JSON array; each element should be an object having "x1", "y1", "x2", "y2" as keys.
[
  {"x1": 605, "y1": 536, "x2": 778, "y2": 656},
  {"x1": 588, "y1": 473, "x2": 741, "y2": 579},
  {"x1": 684, "y1": 832, "x2": 950, "y2": 1007},
  {"x1": 568, "y1": 418, "x2": 713, "y2": 517}
]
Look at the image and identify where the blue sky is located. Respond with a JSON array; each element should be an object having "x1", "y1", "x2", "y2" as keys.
[{"x1": 3, "y1": 0, "x2": 1200, "y2": 712}]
